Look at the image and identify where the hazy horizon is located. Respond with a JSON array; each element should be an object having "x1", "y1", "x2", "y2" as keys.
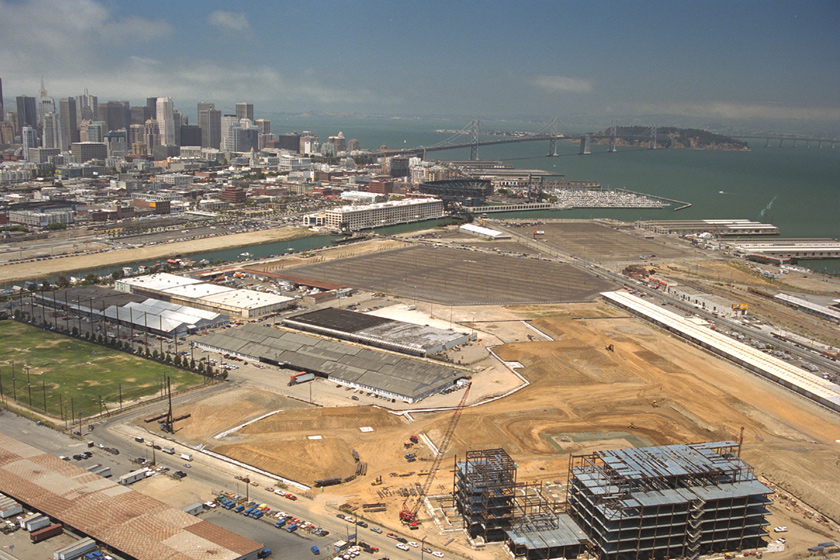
[{"x1": 2, "y1": 0, "x2": 838, "y2": 135}]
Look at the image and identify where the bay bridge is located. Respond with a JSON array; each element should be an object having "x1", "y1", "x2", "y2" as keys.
[{"x1": 378, "y1": 119, "x2": 839, "y2": 160}]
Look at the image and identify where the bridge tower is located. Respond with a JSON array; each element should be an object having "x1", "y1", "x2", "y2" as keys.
[
  {"x1": 469, "y1": 120, "x2": 480, "y2": 161},
  {"x1": 608, "y1": 121, "x2": 618, "y2": 153},
  {"x1": 650, "y1": 126, "x2": 657, "y2": 150},
  {"x1": 579, "y1": 134, "x2": 591, "y2": 155},
  {"x1": 547, "y1": 117, "x2": 559, "y2": 157}
]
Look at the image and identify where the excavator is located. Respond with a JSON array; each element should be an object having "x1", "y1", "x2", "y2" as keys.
[{"x1": 398, "y1": 382, "x2": 471, "y2": 528}]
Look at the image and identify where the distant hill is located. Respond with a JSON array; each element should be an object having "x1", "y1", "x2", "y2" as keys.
[{"x1": 590, "y1": 126, "x2": 749, "y2": 151}]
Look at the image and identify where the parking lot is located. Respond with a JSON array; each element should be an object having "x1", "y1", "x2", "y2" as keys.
[{"x1": 284, "y1": 245, "x2": 615, "y2": 305}]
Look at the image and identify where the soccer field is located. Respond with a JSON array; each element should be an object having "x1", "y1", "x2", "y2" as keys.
[{"x1": 0, "y1": 320, "x2": 200, "y2": 418}]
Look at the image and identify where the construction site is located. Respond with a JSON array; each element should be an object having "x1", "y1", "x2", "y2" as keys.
[{"x1": 5, "y1": 220, "x2": 839, "y2": 560}]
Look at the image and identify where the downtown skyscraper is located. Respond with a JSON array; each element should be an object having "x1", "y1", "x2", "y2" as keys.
[{"x1": 156, "y1": 97, "x2": 176, "y2": 146}]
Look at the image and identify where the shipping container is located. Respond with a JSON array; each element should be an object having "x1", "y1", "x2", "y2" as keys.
[
  {"x1": 53, "y1": 537, "x2": 96, "y2": 560},
  {"x1": 90, "y1": 465, "x2": 111, "y2": 478},
  {"x1": 183, "y1": 503, "x2": 204, "y2": 516},
  {"x1": 25, "y1": 515, "x2": 51, "y2": 532},
  {"x1": 20, "y1": 513, "x2": 46, "y2": 531},
  {"x1": 30, "y1": 523, "x2": 63, "y2": 543},
  {"x1": 289, "y1": 372, "x2": 315, "y2": 385},
  {"x1": 0, "y1": 494, "x2": 22, "y2": 518}
]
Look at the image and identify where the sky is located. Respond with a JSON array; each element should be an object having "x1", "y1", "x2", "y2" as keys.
[{"x1": 1, "y1": 0, "x2": 839, "y2": 133}]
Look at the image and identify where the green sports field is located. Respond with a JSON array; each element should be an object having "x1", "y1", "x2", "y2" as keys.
[{"x1": 0, "y1": 320, "x2": 200, "y2": 418}]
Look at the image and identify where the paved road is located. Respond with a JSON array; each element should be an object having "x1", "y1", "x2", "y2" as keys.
[{"x1": 1, "y1": 406, "x2": 450, "y2": 560}]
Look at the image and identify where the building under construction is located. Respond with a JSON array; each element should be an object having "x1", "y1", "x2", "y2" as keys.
[
  {"x1": 566, "y1": 441, "x2": 771, "y2": 560},
  {"x1": 454, "y1": 449, "x2": 567, "y2": 544},
  {"x1": 454, "y1": 443, "x2": 771, "y2": 560}
]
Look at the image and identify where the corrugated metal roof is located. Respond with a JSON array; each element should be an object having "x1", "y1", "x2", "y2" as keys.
[
  {"x1": 0, "y1": 433, "x2": 261, "y2": 560},
  {"x1": 193, "y1": 324, "x2": 459, "y2": 400}
]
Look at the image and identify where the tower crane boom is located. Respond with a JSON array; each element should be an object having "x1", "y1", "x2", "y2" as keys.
[{"x1": 399, "y1": 382, "x2": 472, "y2": 527}]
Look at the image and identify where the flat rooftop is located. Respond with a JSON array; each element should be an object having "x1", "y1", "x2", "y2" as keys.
[
  {"x1": 507, "y1": 513, "x2": 588, "y2": 550},
  {"x1": 0, "y1": 433, "x2": 262, "y2": 560},
  {"x1": 284, "y1": 307, "x2": 468, "y2": 356},
  {"x1": 193, "y1": 323, "x2": 462, "y2": 400},
  {"x1": 118, "y1": 272, "x2": 203, "y2": 292}
]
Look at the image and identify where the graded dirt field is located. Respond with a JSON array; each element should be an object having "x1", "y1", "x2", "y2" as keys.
[
  {"x1": 174, "y1": 310, "x2": 840, "y2": 532},
  {"x1": 280, "y1": 244, "x2": 616, "y2": 305},
  {"x1": 513, "y1": 220, "x2": 693, "y2": 263},
  {"x1": 164, "y1": 386, "x2": 313, "y2": 444}
]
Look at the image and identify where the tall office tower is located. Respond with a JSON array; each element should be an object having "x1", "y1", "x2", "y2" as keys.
[
  {"x1": 173, "y1": 109, "x2": 184, "y2": 146},
  {"x1": 104, "y1": 130, "x2": 128, "y2": 157},
  {"x1": 16, "y1": 96, "x2": 37, "y2": 135},
  {"x1": 99, "y1": 101, "x2": 130, "y2": 132},
  {"x1": 59, "y1": 97, "x2": 79, "y2": 146},
  {"x1": 130, "y1": 106, "x2": 148, "y2": 125},
  {"x1": 156, "y1": 97, "x2": 175, "y2": 145},
  {"x1": 220, "y1": 114, "x2": 239, "y2": 151},
  {"x1": 146, "y1": 97, "x2": 157, "y2": 118},
  {"x1": 0, "y1": 122, "x2": 14, "y2": 144},
  {"x1": 143, "y1": 119, "x2": 161, "y2": 153},
  {"x1": 38, "y1": 77, "x2": 56, "y2": 124},
  {"x1": 255, "y1": 119, "x2": 270, "y2": 134},
  {"x1": 128, "y1": 123, "x2": 144, "y2": 146},
  {"x1": 42, "y1": 112, "x2": 63, "y2": 149},
  {"x1": 0, "y1": 77, "x2": 4, "y2": 122},
  {"x1": 198, "y1": 103, "x2": 221, "y2": 148},
  {"x1": 180, "y1": 125, "x2": 202, "y2": 147},
  {"x1": 86, "y1": 121, "x2": 105, "y2": 143},
  {"x1": 235, "y1": 102, "x2": 254, "y2": 122},
  {"x1": 21, "y1": 126, "x2": 37, "y2": 160},
  {"x1": 76, "y1": 89, "x2": 98, "y2": 124},
  {"x1": 6, "y1": 112, "x2": 19, "y2": 138},
  {"x1": 235, "y1": 119, "x2": 259, "y2": 152}
]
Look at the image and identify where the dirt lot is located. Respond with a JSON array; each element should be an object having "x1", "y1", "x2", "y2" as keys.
[
  {"x1": 171, "y1": 310, "x2": 839, "y2": 544},
  {"x1": 161, "y1": 386, "x2": 312, "y2": 444},
  {"x1": 279, "y1": 244, "x2": 616, "y2": 305},
  {"x1": 515, "y1": 221, "x2": 695, "y2": 263}
]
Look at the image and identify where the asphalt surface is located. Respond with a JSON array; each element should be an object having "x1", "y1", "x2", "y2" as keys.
[{"x1": 0, "y1": 400, "x2": 448, "y2": 560}]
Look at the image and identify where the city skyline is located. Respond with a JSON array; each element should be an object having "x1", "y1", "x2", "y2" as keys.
[{"x1": 0, "y1": 0, "x2": 838, "y2": 133}]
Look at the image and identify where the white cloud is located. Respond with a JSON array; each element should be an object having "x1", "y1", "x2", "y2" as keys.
[
  {"x1": 207, "y1": 10, "x2": 250, "y2": 32},
  {"x1": 626, "y1": 102, "x2": 840, "y2": 122},
  {"x1": 0, "y1": 0, "x2": 171, "y2": 84},
  {"x1": 533, "y1": 75, "x2": 593, "y2": 93}
]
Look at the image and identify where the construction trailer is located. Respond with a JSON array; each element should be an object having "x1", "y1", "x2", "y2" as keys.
[{"x1": 566, "y1": 441, "x2": 772, "y2": 560}]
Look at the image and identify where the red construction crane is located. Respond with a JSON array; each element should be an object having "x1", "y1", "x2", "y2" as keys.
[{"x1": 399, "y1": 382, "x2": 472, "y2": 528}]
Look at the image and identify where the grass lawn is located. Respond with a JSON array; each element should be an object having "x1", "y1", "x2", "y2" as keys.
[{"x1": 0, "y1": 320, "x2": 201, "y2": 418}]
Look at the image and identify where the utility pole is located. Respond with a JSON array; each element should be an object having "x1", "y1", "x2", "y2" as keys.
[
  {"x1": 42, "y1": 379, "x2": 47, "y2": 412},
  {"x1": 26, "y1": 365, "x2": 32, "y2": 407}
]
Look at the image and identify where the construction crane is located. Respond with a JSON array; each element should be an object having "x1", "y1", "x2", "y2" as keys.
[{"x1": 399, "y1": 382, "x2": 472, "y2": 528}]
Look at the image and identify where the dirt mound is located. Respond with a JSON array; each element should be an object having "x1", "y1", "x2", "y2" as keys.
[
  {"x1": 238, "y1": 405, "x2": 402, "y2": 435},
  {"x1": 166, "y1": 387, "x2": 310, "y2": 443},
  {"x1": 213, "y1": 437, "x2": 358, "y2": 484}
]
